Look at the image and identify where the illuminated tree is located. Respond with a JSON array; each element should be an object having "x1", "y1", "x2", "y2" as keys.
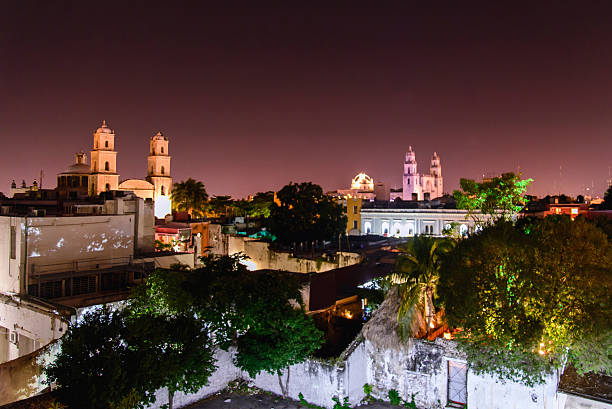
[
  {"x1": 208, "y1": 195, "x2": 233, "y2": 217},
  {"x1": 438, "y1": 217, "x2": 612, "y2": 385},
  {"x1": 391, "y1": 236, "x2": 454, "y2": 338},
  {"x1": 268, "y1": 182, "x2": 346, "y2": 246},
  {"x1": 171, "y1": 178, "x2": 209, "y2": 217},
  {"x1": 453, "y1": 172, "x2": 532, "y2": 223}
]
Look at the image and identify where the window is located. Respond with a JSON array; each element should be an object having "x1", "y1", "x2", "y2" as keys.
[
  {"x1": 353, "y1": 220, "x2": 358, "y2": 229},
  {"x1": 412, "y1": 193, "x2": 418, "y2": 200},
  {"x1": 382, "y1": 222, "x2": 389, "y2": 236},
  {"x1": 447, "y1": 361, "x2": 467, "y2": 407},
  {"x1": 161, "y1": 186, "x2": 165, "y2": 195},
  {"x1": 161, "y1": 146, "x2": 164, "y2": 153},
  {"x1": 460, "y1": 224, "x2": 468, "y2": 237},
  {"x1": 364, "y1": 221, "x2": 372, "y2": 234},
  {"x1": 353, "y1": 205, "x2": 357, "y2": 214},
  {"x1": 105, "y1": 140, "x2": 109, "y2": 148},
  {"x1": 407, "y1": 179, "x2": 410, "y2": 185},
  {"x1": 10, "y1": 226, "x2": 16, "y2": 259},
  {"x1": 161, "y1": 166, "x2": 165, "y2": 175},
  {"x1": 424, "y1": 192, "x2": 430, "y2": 201},
  {"x1": 104, "y1": 161, "x2": 109, "y2": 171},
  {"x1": 105, "y1": 183, "x2": 110, "y2": 191}
]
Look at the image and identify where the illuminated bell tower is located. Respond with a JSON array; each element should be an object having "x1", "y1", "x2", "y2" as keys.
[
  {"x1": 402, "y1": 146, "x2": 420, "y2": 200},
  {"x1": 90, "y1": 120, "x2": 119, "y2": 195},
  {"x1": 430, "y1": 151, "x2": 443, "y2": 198},
  {"x1": 146, "y1": 131, "x2": 172, "y2": 217}
]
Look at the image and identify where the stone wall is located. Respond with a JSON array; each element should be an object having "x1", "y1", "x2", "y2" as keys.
[{"x1": 226, "y1": 236, "x2": 362, "y2": 273}]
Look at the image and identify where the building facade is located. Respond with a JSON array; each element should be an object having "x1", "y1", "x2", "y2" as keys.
[
  {"x1": 361, "y1": 207, "x2": 482, "y2": 237},
  {"x1": 390, "y1": 146, "x2": 444, "y2": 201}
]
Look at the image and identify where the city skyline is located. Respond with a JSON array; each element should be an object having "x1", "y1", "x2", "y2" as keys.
[{"x1": 2, "y1": 2, "x2": 612, "y2": 198}]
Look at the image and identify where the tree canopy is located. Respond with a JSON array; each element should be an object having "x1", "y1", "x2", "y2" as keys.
[
  {"x1": 438, "y1": 216, "x2": 612, "y2": 385},
  {"x1": 453, "y1": 172, "x2": 532, "y2": 223},
  {"x1": 268, "y1": 182, "x2": 347, "y2": 245},
  {"x1": 602, "y1": 185, "x2": 612, "y2": 210},
  {"x1": 171, "y1": 178, "x2": 209, "y2": 217},
  {"x1": 131, "y1": 255, "x2": 324, "y2": 387},
  {"x1": 45, "y1": 307, "x2": 215, "y2": 409}
]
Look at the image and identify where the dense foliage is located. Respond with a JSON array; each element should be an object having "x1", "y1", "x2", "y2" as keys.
[
  {"x1": 268, "y1": 182, "x2": 347, "y2": 245},
  {"x1": 171, "y1": 178, "x2": 209, "y2": 217},
  {"x1": 45, "y1": 307, "x2": 215, "y2": 409},
  {"x1": 453, "y1": 172, "x2": 532, "y2": 222},
  {"x1": 602, "y1": 185, "x2": 612, "y2": 210},
  {"x1": 132, "y1": 255, "x2": 324, "y2": 381},
  {"x1": 438, "y1": 216, "x2": 612, "y2": 385}
]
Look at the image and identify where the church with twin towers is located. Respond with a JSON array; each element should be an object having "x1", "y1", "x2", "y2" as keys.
[
  {"x1": 395, "y1": 146, "x2": 443, "y2": 201},
  {"x1": 56, "y1": 120, "x2": 172, "y2": 217}
]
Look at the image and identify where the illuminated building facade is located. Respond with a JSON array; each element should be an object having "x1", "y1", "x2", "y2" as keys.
[{"x1": 390, "y1": 146, "x2": 443, "y2": 201}]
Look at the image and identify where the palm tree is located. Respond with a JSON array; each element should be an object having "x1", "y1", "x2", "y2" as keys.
[
  {"x1": 391, "y1": 235, "x2": 454, "y2": 338},
  {"x1": 171, "y1": 178, "x2": 209, "y2": 217}
]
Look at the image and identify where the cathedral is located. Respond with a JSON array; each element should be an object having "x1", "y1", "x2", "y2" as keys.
[
  {"x1": 390, "y1": 146, "x2": 443, "y2": 201},
  {"x1": 57, "y1": 121, "x2": 172, "y2": 218}
]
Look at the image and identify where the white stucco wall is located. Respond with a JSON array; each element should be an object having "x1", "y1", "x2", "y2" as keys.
[{"x1": 0, "y1": 217, "x2": 24, "y2": 294}]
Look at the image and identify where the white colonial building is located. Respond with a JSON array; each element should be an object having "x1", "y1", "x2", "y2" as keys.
[{"x1": 361, "y1": 206, "x2": 484, "y2": 237}]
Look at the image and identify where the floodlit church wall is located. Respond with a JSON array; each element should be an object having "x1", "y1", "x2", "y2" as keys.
[{"x1": 360, "y1": 209, "x2": 476, "y2": 237}]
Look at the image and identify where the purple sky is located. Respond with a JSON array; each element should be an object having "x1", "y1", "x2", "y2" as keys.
[{"x1": 1, "y1": 1, "x2": 611, "y2": 198}]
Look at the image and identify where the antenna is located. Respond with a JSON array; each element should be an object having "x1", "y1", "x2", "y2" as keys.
[{"x1": 39, "y1": 170, "x2": 44, "y2": 189}]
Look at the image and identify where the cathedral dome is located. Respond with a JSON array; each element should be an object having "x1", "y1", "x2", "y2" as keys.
[
  {"x1": 96, "y1": 120, "x2": 113, "y2": 134},
  {"x1": 351, "y1": 172, "x2": 374, "y2": 191},
  {"x1": 60, "y1": 163, "x2": 90, "y2": 175}
]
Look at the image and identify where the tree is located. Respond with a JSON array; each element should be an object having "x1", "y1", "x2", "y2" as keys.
[
  {"x1": 46, "y1": 307, "x2": 216, "y2": 409},
  {"x1": 171, "y1": 178, "x2": 209, "y2": 217},
  {"x1": 438, "y1": 216, "x2": 612, "y2": 385},
  {"x1": 391, "y1": 236, "x2": 454, "y2": 338},
  {"x1": 130, "y1": 255, "x2": 324, "y2": 394},
  {"x1": 453, "y1": 172, "x2": 532, "y2": 223},
  {"x1": 601, "y1": 185, "x2": 612, "y2": 210},
  {"x1": 45, "y1": 308, "x2": 141, "y2": 409},
  {"x1": 208, "y1": 195, "x2": 234, "y2": 218},
  {"x1": 268, "y1": 182, "x2": 346, "y2": 246}
]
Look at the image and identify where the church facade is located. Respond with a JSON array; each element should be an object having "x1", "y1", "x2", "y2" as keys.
[
  {"x1": 57, "y1": 121, "x2": 172, "y2": 218},
  {"x1": 390, "y1": 146, "x2": 443, "y2": 201}
]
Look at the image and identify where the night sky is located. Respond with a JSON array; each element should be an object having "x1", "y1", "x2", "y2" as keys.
[{"x1": 1, "y1": 1, "x2": 611, "y2": 199}]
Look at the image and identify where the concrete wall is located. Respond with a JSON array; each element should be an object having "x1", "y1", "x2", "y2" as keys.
[
  {"x1": 225, "y1": 236, "x2": 362, "y2": 273},
  {"x1": 0, "y1": 217, "x2": 24, "y2": 294},
  {"x1": 561, "y1": 394, "x2": 611, "y2": 409},
  {"x1": 26, "y1": 215, "x2": 134, "y2": 276}
]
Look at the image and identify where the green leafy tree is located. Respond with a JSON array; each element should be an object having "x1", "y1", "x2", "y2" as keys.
[
  {"x1": 45, "y1": 307, "x2": 153, "y2": 409},
  {"x1": 46, "y1": 307, "x2": 216, "y2": 409},
  {"x1": 171, "y1": 178, "x2": 209, "y2": 217},
  {"x1": 130, "y1": 255, "x2": 324, "y2": 394},
  {"x1": 208, "y1": 195, "x2": 234, "y2": 217},
  {"x1": 391, "y1": 236, "x2": 454, "y2": 339},
  {"x1": 438, "y1": 216, "x2": 612, "y2": 385},
  {"x1": 453, "y1": 172, "x2": 533, "y2": 223},
  {"x1": 269, "y1": 182, "x2": 347, "y2": 246}
]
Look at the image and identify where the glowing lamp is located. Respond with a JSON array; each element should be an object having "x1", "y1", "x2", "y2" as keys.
[{"x1": 443, "y1": 332, "x2": 452, "y2": 340}]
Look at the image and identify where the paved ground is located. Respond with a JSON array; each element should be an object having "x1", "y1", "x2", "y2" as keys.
[{"x1": 185, "y1": 392, "x2": 402, "y2": 409}]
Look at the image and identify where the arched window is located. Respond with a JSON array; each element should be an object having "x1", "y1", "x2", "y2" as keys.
[
  {"x1": 160, "y1": 186, "x2": 165, "y2": 195},
  {"x1": 460, "y1": 224, "x2": 468, "y2": 237},
  {"x1": 105, "y1": 140, "x2": 109, "y2": 148},
  {"x1": 161, "y1": 146, "x2": 164, "y2": 154},
  {"x1": 105, "y1": 161, "x2": 109, "y2": 171},
  {"x1": 105, "y1": 183, "x2": 110, "y2": 191},
  {"x1": 161, "y1": 166, "x2": 165, "y2": 175},
  {"x1": 364, "y1": 221, "x2": 372, "y2": 234},
  {"x1": 393, "y1": 222, "x2": 402, "y2": 237},
  {"x1": 381, "y1": 222, "x2": 390, "y2": 237},
  {"x1": 94, "y1": 162, "x2": 97, "y2": 171}
]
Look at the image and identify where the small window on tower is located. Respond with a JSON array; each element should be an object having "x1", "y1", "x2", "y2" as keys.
[
  {"x1": 161, "y1": 146, "x2": 164, "y2": 154},
  {"x1": 161, "y1": 186, "x2": 165, "y2": 196},
  {"x1": 105, "y1": 141, "x2": 109, "y2": 148},
  {"x1": 161, "y1": 166, "x2": 165, "y2": 175},
  {"x1": 105, "y1": 162, "x2": 109, "y2": 171},
  {"x1": 105, "y1": 183, "x2": 110, "y2": 191}
]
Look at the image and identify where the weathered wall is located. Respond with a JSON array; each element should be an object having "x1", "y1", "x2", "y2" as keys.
[
  {"x1": 225, "y1": 236, "x2": 362, "y2": 273},
  {"x1": 0, "y1": 296, "x2": 68, "y2": 363},
  {"x1": 0, "y1": 217, "x2": 25, "y2": 294},
  {"x1": 146, "y1": 348, "x2": 241, "y2": 409},
  {"x1": 26, "y1": 215, "x2": 134, "y2": 275},
  {"x1": 561, "y1": 394, "x2": 611, "y2": 409}
]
